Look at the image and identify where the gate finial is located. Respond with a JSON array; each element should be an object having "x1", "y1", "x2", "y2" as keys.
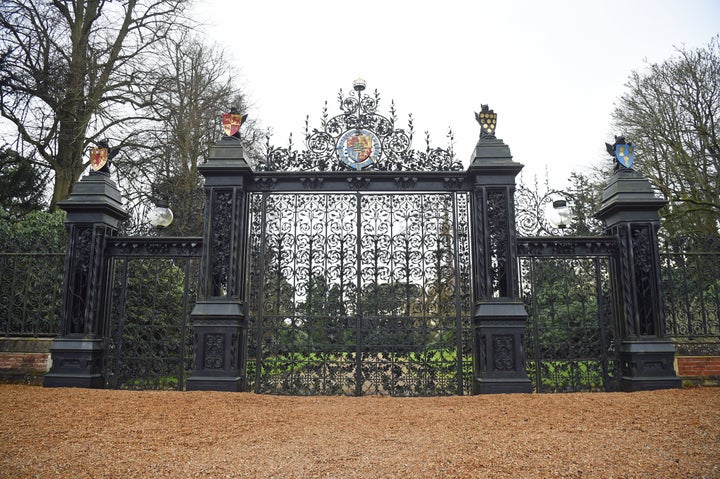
[{"x1": 475, "y1": 105, "x2": 497, "y2": 140}]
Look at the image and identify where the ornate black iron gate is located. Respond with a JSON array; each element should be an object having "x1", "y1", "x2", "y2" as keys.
[
  {"x1": 246, "y1": 191, "x2": 472, "y2": 395},
  {"x1": 104, "y1": 238, "x2": 202, "y2": 390},
  {"x1": 43, "y1": 80, "x2": 682, "y2": 394},
  {"x1": 518, "y1": 238, "x2": 620, "y2": 392}
]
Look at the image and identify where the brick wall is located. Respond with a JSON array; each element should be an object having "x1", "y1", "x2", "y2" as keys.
[
  {"x1": 0, "y1": 338, "x2": 53, "y2": 385},
  {"x1": 676, "y1": 356, "x2": 720, "y2": 376},
  {"x1": 675, "y1": 356, "x2": 720, "y2": 387}
]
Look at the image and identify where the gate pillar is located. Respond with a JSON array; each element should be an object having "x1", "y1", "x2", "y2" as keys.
[
  {"x1": 186, "y1": 137, "x2": 251, "y2": 391},
  {"x1": 44, "y1": 171, "x2": 128, "y2": 388},
  {"x1": 467, "y1": 108, "x2": 532, "y2": 394},
  {"x1": 596, "y1": 161, "x2": 681, "y2": 391}
]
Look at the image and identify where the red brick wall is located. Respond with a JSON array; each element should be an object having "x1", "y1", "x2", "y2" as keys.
[
  {"x1": 0, "y1": 352, "x2": 50, "y2": 373},
  {"x1": 676, "y1": 356, "x2": 720, "y2": 377}
]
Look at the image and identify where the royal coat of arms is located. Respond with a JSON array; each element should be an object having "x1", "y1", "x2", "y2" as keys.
[{"x1": 336, "y1": 129, "x2": 382, "y2": 170}]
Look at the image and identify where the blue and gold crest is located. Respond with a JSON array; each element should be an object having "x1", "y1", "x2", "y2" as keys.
[{"x1": 615, "y1": 143, "x2": 634, "y2": 169}]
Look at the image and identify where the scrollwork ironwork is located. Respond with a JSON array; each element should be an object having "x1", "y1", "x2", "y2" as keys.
[
  {"x1": 210, "y1": 190, "x2": 233, "y2": 296},
  {"x1": 632, "y1": 224, "x2": 658, "y2": 336},
  {"x1": 67, "y1": 226, "x2": 93, "y2": 334},
  {"x1": 493, "y1": 335, "x2": 515, "y2": 371},
  {"x1": 204, "y1": 333, "x2": 225, "y2": 369},
  {"x1": 259, "y1": 82, "x2": 462, "y2": 172},
  {"x1": 487, "y1": 190, "x2": 509, "y2": 297},
  {"x1": 520, "y1": 254, "x2": 619, "y2": 392},
  {"x1": 105, "y1": 256, "x2": 200, "y2": 390},
  {"x1": 246, "y1": 191, "x2": 472, "y2": 396}
]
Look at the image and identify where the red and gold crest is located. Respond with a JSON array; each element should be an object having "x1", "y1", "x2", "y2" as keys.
[
  {"x1": 89, "y1": 148, "x2": 109, "y2": 171},
  {"x1": 222, "y1": 113, "x2": 242, "y2": 137}
]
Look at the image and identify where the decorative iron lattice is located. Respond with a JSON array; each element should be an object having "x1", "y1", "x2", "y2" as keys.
[
  {"x1": 631, "y1": 224, "x2": 659, "y2": 336},
  {"x1": 258, "y1": 81, "x2": 462, "y2": 173},
  {"x1": 247, "y1": 192, "x2": 472, "y2": 396},
  {"x1": 514, "y1": 184, "x2": 604, "y2": 237},
  {"x1": 519, "y1": 254, "x2": 619, "y2": 392},
  {"x1": 661, "y1": 247, "x2": 720, "y2": 356},
  {"x1": 0, "y1": 253, "x2": 64, "y2": 336},
  {"x1": 104, "y1": 256, "x2": 200, "y2": 390}
]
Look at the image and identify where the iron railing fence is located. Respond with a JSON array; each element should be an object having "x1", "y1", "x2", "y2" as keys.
[
  {"x1": 0, "y1": 252, "x2": 65, "y2": 337},
  {"x1": 661, "y1": 248, "x2": 720, "y2": 356},
  {"x1": 2, "y1": 242, "x2": 720, "y2": 391}
]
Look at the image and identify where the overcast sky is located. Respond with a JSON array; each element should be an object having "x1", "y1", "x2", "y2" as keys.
[{"x1": 193, "y1": 0, "x2": 718, "y2": 187}]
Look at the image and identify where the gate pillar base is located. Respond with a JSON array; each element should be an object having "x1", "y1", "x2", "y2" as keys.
[
  {"x1": 186, "y1": 300, "x2": 246, "y2": 392},
  {"x1": 43, "y1": 338, "x2": 105, "y2": 389},
  {"x1": 473, "y1": 301, "x2": 533, "y2": 394},
  {"x1": 619, "y1": 340, "x2": 682, "y2": 392}
]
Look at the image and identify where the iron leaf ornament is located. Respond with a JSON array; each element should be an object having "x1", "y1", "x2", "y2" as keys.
[
  {"x1": 259, "y1": 80, "x2": 461, "y2": 172},
  {"x1": 606, "y1": 135, "x2": 635, "y2": 171}
]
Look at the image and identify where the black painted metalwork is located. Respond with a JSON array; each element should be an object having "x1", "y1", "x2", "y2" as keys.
[
  {"x1": 247, "y1": 191, "x2": 472, "y2": 395},
  {"x1": 40, "y1": 82, "x2": 688, "y2": 395},
  {"x1": 186, "y1": 138, "x2": 252, "y2": 392},
  {"x1": 467, "y1": 125, "x2": 533, "y2": 394},
  {"x1": 0, "y1": 253, "x2": 64, "y2": 336},
  {"x1": 518, "y1": 237, "x2": 620, "y2": 392},
  {"x1": 44, "y1": 171, "x2": 128, "y2": 389},
  {"x1": 105, "y1": 255, "x2": 200, "y2": 390},
  {"x1": 107, "y1": 237, "x2": 203, "y2": 257},
  {"x1": 258, "y1": 81, "x2": 462, "y2": 173},
  {"x1": 596, "y1": 166, "x2": 681, "y2": 391},
  {"x1": 661, "y1": 245, "x2": 720, "y2": 356},
  {"x1": 103, "y1": 237, "x2": 202, "y2": 390}
]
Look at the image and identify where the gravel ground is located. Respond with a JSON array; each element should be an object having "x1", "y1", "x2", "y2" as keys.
[{"x1": 0, "y1": 385, "x2": 718, "y2": 478}]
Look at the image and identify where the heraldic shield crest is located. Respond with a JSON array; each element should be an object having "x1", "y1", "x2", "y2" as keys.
[
  {"x1": 222, "y1": 109, "x2": 247, "y2": 137},
  {"x1": 615, "y1": 143, "x2": 635, "y2": 169},
  {"x1": 337, "y1": 128, "x2": 382, "y2": 170},
  {"x1": 90, "y1": 147, "x2": 108, "y2": 171}
]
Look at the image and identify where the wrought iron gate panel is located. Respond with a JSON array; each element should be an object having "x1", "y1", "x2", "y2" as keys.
[
  {"x1": 519, "y1": 254, "x2": 619, "y2": 392},
  {"x1": 105, "y1": 255, "x2": 200, "y2": 390},
  {"x1": 248, "y1": 191, "x2": 471, "y2": 395}
]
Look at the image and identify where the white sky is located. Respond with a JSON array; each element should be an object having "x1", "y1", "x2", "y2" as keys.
[{"x1": 196, "y1": 1, "x2": 717, "y2": 186}]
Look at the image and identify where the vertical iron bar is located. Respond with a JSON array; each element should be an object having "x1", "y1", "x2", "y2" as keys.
[
  {"x1": 595, "y1": 257, "x2": 610, "y2": 392},
  {"x1": 452, "y1": 193, "x2": 464, "y2": 395},
  {"x1": 530, "y1": 258, "x2": 541, "y2": 393},
  {"x1": 680, "y1": 250, "x2": 693, "y2": 336},
  {"x1": 110, "y1": 257, "x2": 129, "y2": 389},
  {"x1": 254, "y1": 192, "x2": 269, "y2": 393},
  {"x1": 178, "y1": 258, "x2": 192, "y2": 390},
  {"x1": 355, "y1": 192, "x2": 363, "y2": 396}
]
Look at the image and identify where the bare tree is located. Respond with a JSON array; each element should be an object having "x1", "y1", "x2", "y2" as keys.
[
  {"x1": 117, "y1": 28, "x2": 263, "y2": 235},
  {"x1": 0, "y1": 0, "x2": 190, "y2": 209},
  {"x1": 612, "y1": 36, "x2": 720, "y2": 244}
]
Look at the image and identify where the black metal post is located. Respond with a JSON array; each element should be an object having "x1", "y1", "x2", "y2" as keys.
[
  {"x1": 596, "y1": 167, "x2": 681, "y2": 391},
  {"x1": 467, "y1": 120, "x2": 532, "y2": 394},
  {"x1": 44, "y1": 171, "x2": 128, "y2": 388},
  {"x1": 186, "y1": 137, "x2": 252, "y2": 391}
]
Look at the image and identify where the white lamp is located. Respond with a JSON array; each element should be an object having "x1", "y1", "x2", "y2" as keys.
[
  {"x1": 546, "y1": 199, "x2": 574, "y2": 230},
  {"x1": 148, "y1": 197, "x2": 173, "y2": 228}
]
